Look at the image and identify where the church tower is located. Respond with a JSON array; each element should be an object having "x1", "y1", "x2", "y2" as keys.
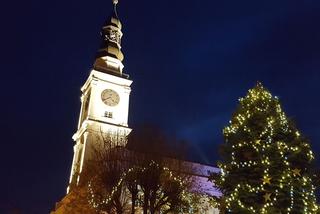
[{"x1": 68, "y1": 0, "x2": 132, "y2": 192}]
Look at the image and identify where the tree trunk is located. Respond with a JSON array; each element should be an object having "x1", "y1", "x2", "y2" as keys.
[
  {"x1": 131, "y1": 194, "x2": 136, "y2": 214},
  {"x1": 149, "y1": 192, "x2": 156, "y2": 214},
  {"x1": 143, "y1": 191, "x2": 149, "y2": 214},
  {"x1": 116, "y1": 198, "x2": 123, "y2": 214}
]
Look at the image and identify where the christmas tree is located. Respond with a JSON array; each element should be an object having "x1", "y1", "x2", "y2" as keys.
[{"x1": 214, "y1": 82, "x2": 318, "y2": 213}]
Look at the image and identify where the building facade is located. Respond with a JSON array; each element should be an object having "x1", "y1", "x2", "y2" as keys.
[
  {"x1": 53, "y1": 1, "x2": 221, "y2": 213},
  {"x1": 68, "y1": 2, "x2": 132, "y2": 193}
]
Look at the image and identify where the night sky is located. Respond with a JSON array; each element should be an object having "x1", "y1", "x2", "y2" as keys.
[{"x1": 1, "y1": 0, "x2": 320, "y2": 213}]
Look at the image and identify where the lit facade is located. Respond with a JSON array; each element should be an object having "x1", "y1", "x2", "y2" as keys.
[
  {"x1": 68, "y1": 6, "x2": 132, "y2": 192},
  {"x1": 54, "y1": 1, "x2": 221, "y2": 213}
]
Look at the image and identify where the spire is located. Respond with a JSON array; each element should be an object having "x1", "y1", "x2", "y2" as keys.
[
  {"x1": 113, "y1": 0, "x2": 119, "y2": 18},
  {"x1": 94, "y1": 0, "x2": 125, "y2": 76}
]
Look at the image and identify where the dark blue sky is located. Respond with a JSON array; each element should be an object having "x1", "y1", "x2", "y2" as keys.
[{"x1": 1, "y1": 0, "x2": 320, "y2": 213}]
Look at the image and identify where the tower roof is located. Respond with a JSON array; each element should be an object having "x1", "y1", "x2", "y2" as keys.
[
  {"x1": 94, "y1": 0, "x2": 125, "y2": 76},
  {"x1": 103, "y1": 2, "x2": 122, "y2": 29},
  {"x1": 103, "y1": 14, "x2": 122, "y2": 29}
]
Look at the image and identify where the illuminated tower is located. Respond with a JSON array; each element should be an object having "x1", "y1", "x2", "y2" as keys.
[{"x1": 68, "y1": 0, "x2": 132, "y2": 192}]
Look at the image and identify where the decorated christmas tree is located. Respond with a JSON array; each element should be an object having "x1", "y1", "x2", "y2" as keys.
[{"x1": 214, "y1": 82, "x2": 318, "y2": 213}]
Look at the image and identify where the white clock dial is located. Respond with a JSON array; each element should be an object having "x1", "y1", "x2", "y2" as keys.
[{"x1": 101, "y1": 89, "x2": 120, "y2": 106}]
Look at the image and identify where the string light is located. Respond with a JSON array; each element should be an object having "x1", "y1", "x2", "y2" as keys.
[
  {"x1": 217, "y1": 83, "x2": 318, "y2": 213},
  {"x1": 87, "y1": 161, "x2": 198, "y2": 212}
]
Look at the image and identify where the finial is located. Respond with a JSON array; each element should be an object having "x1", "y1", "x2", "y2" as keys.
[{"x1": 112, "y1": 0, "x2": 119, "y2": 19}]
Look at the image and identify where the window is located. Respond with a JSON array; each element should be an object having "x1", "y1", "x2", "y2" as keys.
[
  {"x1": 80, "y1": 91, "x2": 91, "y2": 124},
  {"x1": 104, "y1": 111, "x2": 113, "y2": 118}
]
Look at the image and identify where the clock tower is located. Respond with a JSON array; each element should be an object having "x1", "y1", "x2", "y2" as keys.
[{"x1": 67, "y1": 0, "x2": 132, "y2": 192}]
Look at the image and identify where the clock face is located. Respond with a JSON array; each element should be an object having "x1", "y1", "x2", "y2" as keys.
[{"x1": 101, "y1": 89, "x2": 120, "y2": 106}]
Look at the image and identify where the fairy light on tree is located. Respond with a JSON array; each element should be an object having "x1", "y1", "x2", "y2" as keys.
[
  {"x1": 212, "y1": 82, "x2": 318, "y2": 213},
  {"x1": 88, "y1": 161, "x2": 197, "y2": 214}
]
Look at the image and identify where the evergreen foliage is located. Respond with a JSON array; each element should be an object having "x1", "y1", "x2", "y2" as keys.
[{"x1": 213, "y1": 83, "x2": 318, "y2": 213}]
